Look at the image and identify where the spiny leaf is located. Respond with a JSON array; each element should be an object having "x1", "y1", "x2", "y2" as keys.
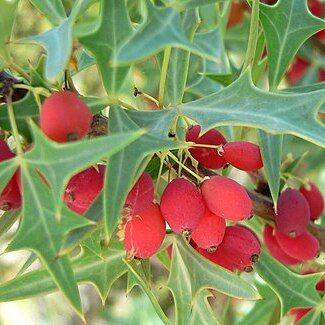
[
  {"x1": 7, "y1": 165, "x2": 93, "y2": 318},
  {"x1": 79, "y1": 0, "x2": 133, "y2": 95},
  {"x1": 254, "y1": 250, "x2": 322, "y2": 316},
  {"x1": 0, "y1": 241, "x2": 127, "y2": 304},
  {"x1": 28, "y1": 0, "x2": 66, "y2": 25},
  {"x1": 260, "y1": 0, "x2": 325, "y2": 89},
  {"x1": 167, "y1": 234, "x2": 261, "y2": 324},
  {"x1": 25, "y1": 120, "x2": 144, "y2": 217},
  {"x1": 115, "y1": 0, "x2": 215, "y2": 65},
  {"x1": 181, "y1": 71, "x2": 325, "y2": 148}
]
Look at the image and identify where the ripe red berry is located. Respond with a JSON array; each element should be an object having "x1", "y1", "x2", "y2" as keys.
[
  {"x1": 196, "y1": 247, "x2": 234, "y2": 272},
  {"x1": 276, "y1": 188, "x2": 310, "y2": 237},
  {"x1": 299, "y1": 183, "x2": 324, "y2": 220},
  {"x1": 0, "y1": 140, "x2": 21, "y2": 211},
  {"x1": 40, "y1": 91, "x2": 93, "y2": 143},
  {"x1": 124, "y1": 172, "x2": 154, "y2": 216},
  {"x1": 191, "y1": 208, "x2": 226, "y2": 250},
  {"x1": 186, "y1": 125, "x2": 227, "y2": 169},
  {"x1": 124, "y1": 203, "x2": 166, "y2": 259},
  {"x1": 263, "y1": 225, "x2": 301, "y2": 265},
  {"x1": 309, "y1": 0, "x2": 323, "y2": 17},
  {"x1": 219, "y1": 225, "x2": 261, "y2": 270},
  {"x1": 275, "y1": 229, "x2": 320, "y2": 261},
  {"x1": 64, "y1": 165, "x2": 105, "y2": 215},
  {"x1": 160, "y1": 178, "x2": 205, "y2": 234},
  {"x1": 221, "y1": 141, "x2": 263, "y2": 171},
  {"x1": 201, "y1": 175, "x2": 253, "y2": 221}
]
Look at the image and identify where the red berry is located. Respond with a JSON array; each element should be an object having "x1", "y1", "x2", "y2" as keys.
[
  {"x1": 275, "y1": 229, "x2": 320, "y2": 261},
  {"x1": 276, "y1": 188, "x2": 310, "y2": 237},
  {"x1": 191, "y1": 208, "x2": 226, "y2": 250},
  {"x1": 124, "y1": 203, "x2": 166, "y2": 259},
  {"x1": 263, "y1": 225, "x2": 301, "y2": 265},
  {"x1": 287, "y1": 57, "x2": 310, "y2": 84},
  {"x1": 0, "y1": 140, "x2": 21, "y2": 211},
  {"x1": 196, "y1": 247, "x2": 234, "y2": 272},
  {"x1": 201, "y1": 175, "x2": 253, "y2": 221},
  {"x1": 288, "y1": 308, "x2": 312, "y2": 324},
  {"x1": 124, "y1": 172, "x2": 154, "y2": 216},
  {"x1": 219, "y1": 225, "x2": 261, "y2": 269},
  {"x1": 186, "y1": 125, "x2": 227, "y2": 169},
  {"x1": 299, "y1": 183, "x2": 324, "y2": 220},
  {"x1": 160, "y1": 178, "x2": 205, "y2": 234},
  {"x1": 64, "y1": 165, "x2": 105, "y2": 215},
  {"x1": 221, "y1": 141, "x2": 263, "y2": 171},
  {"x1": 308, "y1": 0, "x2": 323, "y2": 17},
  {"x1": 40, "y1": 91, "x2": 92, "y2": 143}
]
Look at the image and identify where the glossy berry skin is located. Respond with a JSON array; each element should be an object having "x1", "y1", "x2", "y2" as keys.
[
  {"x1": 201, "y1": 176, "x2": 253, "y2": 221},
  {"x1": 221, "y1": 141, "x2": 263, "y2": 171},
  {"x1": 191, "y1": 208, "x2": 226, "y2": 250},
  {"x1": 0, "y1": 140, "x2": 21, "y2": 211},
  {"x1": 219, "y1": 225, "x2": 261, "y2": 270},
  {"x1": 276, "y1": 188, "x2": 310, "y2": 237},
  {"x1": 263, "y1": 225, "x2": 300, "y2": 265},
  {"x1": 196, "y1": 247, "x2": 234, "y2": 272},
  {"x1": 124, "y1": 203, "x2": 166, "y2": 259},
  {"x1": 299, "y1": 183, "x2": 324, "y2": 220},
  {"x1": 160, "y1": 178, "x2": 205, "y2": 234},
  {"x1": 124, "y1": 172, "x2": 154, "y2": 216},
  {"x1": 64, "y1": 165, "x2": 105, "y2": 215},
  {"x1": 275, "y1": 229, "x2": 320, "y2": 261},
  {"x1": 186, "y1": 125, "x2": 227, "y2": 169},
  {"x1": 40, "y1": 91, "x2": 93, "y2": 143}
]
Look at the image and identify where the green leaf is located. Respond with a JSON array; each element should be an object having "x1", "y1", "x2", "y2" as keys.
[
  {"x1": 115, "y1": 1, "x2": 214, "y2": 65},
  {"x1": 190, "y1": 290, "x2": 220, "y2": 325},
  {"x1": 297, "y1": 308, "x2": 321, "y2": 325},
  {"x1": 0, "y1": 209, "x2": 21, "y2": 239},
  {"x1": 21, "y1": 1, "x2": 84, "y2": 81},
  {"x1": 104, "y1": 106, "x2": 179, "y2": 237},
  {"x1": 254, "y1": 250, "x2": 322, "y2": 316},
  {"x1": 25, "y1": 120, "x2": 144, "y2": 217},
  {"x1": 168, "y1": 234, "x2": 261, "y2": 324},
  {"x1": 258, "y1": 131, "x2": 283, "y2": 207},
  {"x1": 0, "y1": 241, "x2": 127, "y2": 304},
  {"x1": 7, "y1": 166, "x2": 93, "y2": 318},
  {"x1": 161, "y1": 0, "x2": 223, "y2": 10},
  {"x1": 0, "y1": 92, "x2": 39, "y2": 141},
  {"x1": 79, "y1": 0, "x2": 133, "y2": 95},
  {"x1": 163, "y1": 8, "x2": 200, "y2": 106},
  {"x1": 203, "y1": 73, "x2": 233, "y2": 87},
  {"x1": 29, "y1": 0, "x2": 66, "y2": 25},
  {"x1": 0, "y1": 157, "x2": 19, "y2": 194},
  {"x1": 260, "y1": 0, "x2": 325, "y2": 89},
  {"x1": 181, "y1": 71, "x2": 325, "y2": 148},
  {"x1": 0, "y1": 0, "x2": 19, "y2": 60},
  {"x1": 124, "y1": 260, "x2": 170, "y2": 325}
]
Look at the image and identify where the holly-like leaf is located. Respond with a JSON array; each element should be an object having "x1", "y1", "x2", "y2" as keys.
[
  {"x1": 0, "y1": 0, "x2": 19, "y2": 60},
  {"x1": 181, "y1": 71, "x2": 325, "y2": 148},
  {"x1": 104, "y1": 105, "x2": 179, "y2": 237},
  {"x1": 167, "y1": 234, "x2": 261, "y2": 324},
  {"x1": 161, "y1": 0, "x2": 223, "y2": 10},
  {"x1": 258, "y1": 131, "x2": 283, "y2": 207},
  {"x1": 254, "y1": 250, "x2": 322, "y2": 316},
  {"x1": 0, "y1": 241, "x2": 127, "y2": 304},
  {"x1": 7, "y1": 165, "x2": 93, "y2": 318},
  {"x1": 25, "y1": 120, "x2": 144, "y2": 217},
  {"x1": 0, "y1": 209, "x2": 21, "y2": 239},
  {"x1": 21, "y1": 1, "x2": 84, "y2": 81},
  {"x1": 115, "y1": 0, "x2": 214, "y2": 65},
  {"x1": 260, "y1": 0, "x2": 325, "y2": 89},
  {"x1": 163, "y1": 8, "x2": 200, "y2": 106},
  {"x1": 29, "y1": 0, "x2": 66, "y2": 25},
  {"x1": 79, "y1": 0, "x2": 133, "y2": 95}
]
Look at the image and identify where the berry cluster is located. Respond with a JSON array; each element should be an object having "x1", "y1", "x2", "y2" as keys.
[{"x1": 264, "y1": 184, "x2": 323, "y2": 264}]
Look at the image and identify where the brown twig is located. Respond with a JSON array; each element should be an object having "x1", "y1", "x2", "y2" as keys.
[{"x1": 0, "y1": 71, "x2": 28, "y2": 103}]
